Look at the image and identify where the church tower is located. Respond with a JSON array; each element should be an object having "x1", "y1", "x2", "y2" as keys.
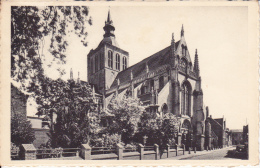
[{"x1": 87, "y1": 10, "x2": 129, "y2": 95}]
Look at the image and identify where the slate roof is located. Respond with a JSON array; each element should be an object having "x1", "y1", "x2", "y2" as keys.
[{"x1": 109, "y1": 41, "x2": 180, "y2": 90}]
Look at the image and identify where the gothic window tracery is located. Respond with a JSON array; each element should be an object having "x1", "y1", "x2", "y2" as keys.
[
  {"x1": 181, "y1": 82, "x2": 191, "y2": 116},
  {"x1": 108, "y1": 50, "x2": 113, "y2": 68}
]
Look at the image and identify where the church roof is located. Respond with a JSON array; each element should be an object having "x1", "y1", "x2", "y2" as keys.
[{"x1": 109, "y1": 41, "x2": 180, "y2": 90}]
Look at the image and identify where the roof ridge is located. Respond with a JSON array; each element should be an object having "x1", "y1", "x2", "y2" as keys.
[{"x1": 123, "y1": 45, "x2": 173, "y2": 71}]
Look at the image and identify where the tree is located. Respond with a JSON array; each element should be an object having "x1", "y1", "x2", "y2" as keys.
[
  {"x1": 11, "y1": 6, "x2": 92, "y2": 92},
  {"x1": 11, "y1": 111, "x2": 35, "y2": 146},
  {"x1": 11, "y1": 6, "x2": 93, "y2": 148},
  {"x1": 107, "y1": 96, "x2": 145, "y2": 145},
  {"x1": 138, "y1": 111, "x2": 180, "y2": 148},
  {"x1": 47, "y1": 79, "x2": 100, "y2": 148}
]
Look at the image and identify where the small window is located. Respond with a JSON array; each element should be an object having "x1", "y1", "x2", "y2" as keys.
[
  {"x1": 108, "y1": 51, "x2": 113, "y2": 68},
  {"x1": 116, "y1": 54, "x2": 120, "y2": 70}
]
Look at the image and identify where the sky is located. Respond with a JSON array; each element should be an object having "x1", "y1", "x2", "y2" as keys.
[{"x1": 40, "y1": 6, "x2": 249, "y2": 130}]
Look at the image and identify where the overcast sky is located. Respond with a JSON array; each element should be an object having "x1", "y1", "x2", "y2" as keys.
[{"x1": 41, "y1": 6, "x2": 248, "y2": 130}]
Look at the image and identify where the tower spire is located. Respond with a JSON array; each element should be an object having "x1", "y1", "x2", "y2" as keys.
[
  {"x1": 103, "y1": 9, "x2": 115, "y2": 38},
  {"x1": 107, "y1": 9, "x2": 112, "y2": 22},
  {"x1": 194, "y1": 49, "x2": 200, "y2": 73},
  {"x1": 181, "y1": 24, "x2": 184, "y2": 37}
]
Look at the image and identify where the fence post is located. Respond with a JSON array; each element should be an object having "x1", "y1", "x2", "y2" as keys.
[
  {"x1": 20, "y1": 144, "x2": 36, "y2": 160},
  {"x1": 166, "y1": 144, "x2": 170, "y2": 158},
  {"x1": 176, "y1": 145, "x2": 178, "y2": 156},
  {"x1": 183, "y1": 144, "x2": 185, "y2": 155},
  {"x1": 154, "y1": 144, "x2": 159, "y2": 160},
  {"x1": 138, "y1": 144, "x2": 144, "y2": 160},
  {"x1": 80, "y1": 144, "x2": 91, "y2": 160},
  {"x1": 116, "y1": 143, "x2": 123, "y2": 160},
  {"x1": 188, "y1": 146, "x2": 191, "y2": 154},
  {"x1": 194, "y1": 147, "x2": 196, "y2": 153}
]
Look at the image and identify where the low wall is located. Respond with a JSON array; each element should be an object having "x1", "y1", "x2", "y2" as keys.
[
  {"x1": 123, "y1": 152, "x2": 140, "y2": 160},
  {"x1": 20, "y1": 143, "x2": 188, "y2": 160}
]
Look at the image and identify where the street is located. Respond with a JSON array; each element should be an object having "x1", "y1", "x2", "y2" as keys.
[{"x1": 163, "y1": 146, "x2": 247, "y2": 160}]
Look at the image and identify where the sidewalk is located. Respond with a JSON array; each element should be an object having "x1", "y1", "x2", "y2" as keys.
[{"x1": 162, "y1": 146, "x2": 235, "y2": 160}]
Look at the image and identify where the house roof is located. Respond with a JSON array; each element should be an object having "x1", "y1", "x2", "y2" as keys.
[{"x1": 109, "y1": 41, "x2": 180, "y2": 91}]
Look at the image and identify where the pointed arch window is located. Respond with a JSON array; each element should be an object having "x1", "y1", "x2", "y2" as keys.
[
  {"x1": 181, "y1": 82, "x2": 191, "y2": 116},
  {"x1": 123, "y1": 57, "x2": 127, "y2": 70},
  {"x1": 108, "y1": 50, "x2": 113, "y2": 68},
  {"x1": 116, "y1": 54, "x2": 120, "y2": 70}
]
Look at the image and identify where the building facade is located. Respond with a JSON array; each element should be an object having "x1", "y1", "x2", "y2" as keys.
[{"x1": 87, "y1": 11, "x2": 213, "y2": 150}]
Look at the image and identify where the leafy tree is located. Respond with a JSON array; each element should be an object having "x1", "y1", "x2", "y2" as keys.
[
  {"x1": 11, "y1": 6, "x2": 92, "y2": 91},
  {"x1": 90, "y1": 133, "x2": 122, "y2": 148},
  {"x1": 46, "y1": 79, "x2": 100, "y2": 148},
  {"x1": 11, "y1": 6, "x2": 93, "y2": 148},
  {"x1": 11, "y1": 111, "x2": 35, "y2": 146},
  {"x1": 107, "y1": 96, "x2": 145, "y2": 145},
  {"x1": 137, "y1": 111, "x2": 180, "y2": 148}
]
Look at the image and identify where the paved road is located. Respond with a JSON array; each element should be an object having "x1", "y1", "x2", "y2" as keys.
[{"x1": 180, "y1": 147, "x2": 245, "y2": 160}]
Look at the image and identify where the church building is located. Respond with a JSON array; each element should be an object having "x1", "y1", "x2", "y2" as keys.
[{"x1": 87, "y1": 11, "x2": 209, "y2": 150}]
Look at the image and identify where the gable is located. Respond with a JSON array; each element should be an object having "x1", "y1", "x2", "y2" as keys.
[{"x1": 175, "y1": 37, "x2": 192, "y2": 64}]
